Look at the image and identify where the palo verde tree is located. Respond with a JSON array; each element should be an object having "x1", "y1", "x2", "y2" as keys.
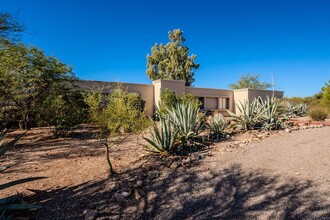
[
  {"x1": 0, "y1": 39, "x2": 74, "y2": 129},
  {"x1": 146, "y1": 29, "x2": 200, "y2": 86},
  {"x1": 229, "y1": 73, "x2": 272, "y2": 90}
]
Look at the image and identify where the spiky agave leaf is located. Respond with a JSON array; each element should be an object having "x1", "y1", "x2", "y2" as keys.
[
  {"x1": 166, "y1": 102, "x2": 202, "y2": 146},
  {"x1": 208, "y1": 114, "x2": 230, "y2": 140},
  {"x1": 227, "y1": 98, "x2": 265, "y2": 130},
  {"x1": 144, "y1": 118, "x2": 178, "y2": 153}
]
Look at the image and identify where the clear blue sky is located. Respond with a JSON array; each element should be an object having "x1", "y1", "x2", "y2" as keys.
[{"x1": 1, "y1": 0, "x2": 330, "y2": 97}]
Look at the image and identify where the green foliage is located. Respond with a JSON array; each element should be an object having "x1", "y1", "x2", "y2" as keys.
[
  {"x1": 146, "y1": 29, "x2": 200, "y2": 86},
  {"x1": 280, "y1": 101, "x2": 308, "y2": 118},
  {"x1": 158, "y1": 88, "x2": 201, "y2": 117},
  {"x1": 84, "y1": 85, "x2": 148, "y2": 135},
  {"x1": 229, "y1": 73, "x2": 272, "y2": 90},
  {"x1": 0, "y1": 130, "x2": 44, "y2": 219},
  {"x1": 228, "y1": 96, "x2": 291, "y2": 131},
  {"x1": 144, "y1": 118, "x2": 178, "y2": 153},
  {"x1": 308, "y1": 107, "x2": 328, "y2": 121},
  {"x1": 228, "y1": 99, "x2": 265, "y2": 130},
  {"x1": 37, "y1": 90, "x2": 88, "y2": 137},
  {"x1": 0, "y1": 39, "x2": 74, "y2": 129},
  {"x1": 260, "y1": 97, "x2": 286, "y2": 130},
  {"x1": 167, "y1": 102, "x2": 203, "y2": 146},
  {"x1": 84, "y1": 85, "x2": 148, "y2": 174},
  {"x1": 208, "y1": 114, "x2": 230, "y2": 140}
]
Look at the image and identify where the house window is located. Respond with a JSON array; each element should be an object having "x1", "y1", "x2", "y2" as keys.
[
  {"x1": 198, "y1": 97, "x2": 205, "y2": 109},
  {"x1": 219, "y1": 98, "x2": 230, "y2": 110}
]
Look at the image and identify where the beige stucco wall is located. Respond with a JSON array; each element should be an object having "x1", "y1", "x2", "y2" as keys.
[
  {"x1": 72, "y1": 80, "x2": 154, "y2": 116},
  {"x1": 153, "y1": 79, "x2": 186, "y2": 108},
  {"x1": 233, "y1": 88, "x2": 284, "y2": 114}
]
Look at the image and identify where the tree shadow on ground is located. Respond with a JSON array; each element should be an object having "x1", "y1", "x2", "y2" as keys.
[{"x1": 25, "y1": 163, "x2": 330, "y2": 220}]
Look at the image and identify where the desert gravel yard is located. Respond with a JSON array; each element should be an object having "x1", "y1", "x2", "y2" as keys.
[
  {"x1": 149, "y1": 127, "x2": 330, "y2": 220},
  {"x1": 1, "y1": 126, "x2": 330, "y2": 219}
]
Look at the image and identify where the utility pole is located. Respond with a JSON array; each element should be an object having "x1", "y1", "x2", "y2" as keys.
[{"x1": 271, "y1": 72, "x2": 275, "y2": 97}]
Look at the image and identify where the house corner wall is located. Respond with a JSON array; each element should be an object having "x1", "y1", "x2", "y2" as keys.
[
  {"x1": 233, "y1": 89, "x2": 284, "y2": 114},
  {"x1": 152, "y1": 79, "x2": 186, "y2": 108}
]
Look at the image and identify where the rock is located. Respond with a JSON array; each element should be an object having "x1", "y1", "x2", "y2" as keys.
[
  {"x1": 121, "y1": 191, "x2": 131, "y2": 198},
  {"x1": 136, "y1": 180, "x2": 143, "y2": 187},
  {"x1": 84, "y1": 210, "x2": 98, "y2": 220},
  {"x1": 135, "y1": 189, "x2": 146, "y2": 200},
  {"x1": 114, "y1": 192, "x2": 125, "y2": 204},
  {"x1": 147, "y1": 171, "x2": 159, "y2": 180},
  {"x1": 170, "y1": 161, "x2": 179, "y2": 169},
  {"x1": 284, "y1": 128, "x2": 291, "y2": 133},
  {"x1": 183, "y1": 157, "x2": 192, "y2": 164}
]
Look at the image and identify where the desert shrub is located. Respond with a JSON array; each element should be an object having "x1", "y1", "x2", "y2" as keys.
[
  {"x1": 0, "y1": 130, "x2": 44, "y2": 218},
  {"x1": 144, "y1": 118, "x2": 178, "y2": 154},
  {"x1": 308, "y1": 107, "x2": 328, "y2": 121},
  {"x1": 157, "y1": 89, "x2": 201, "y2": 117},
  {"x1": 208, "y1": 114, "x2": 230, "y2": 140},
  {"x1": 84, "y1": 86, "x2": 148, "y2": 134},
  {"x1": 37, "y1": 91, "x2": 88, "y2": 137},
  {"x1": 84, "y1": 85, "x2": 148, "y2": 174},
  {"x1": 167, "y1": 102, "x2": 203, "y2": 146}
]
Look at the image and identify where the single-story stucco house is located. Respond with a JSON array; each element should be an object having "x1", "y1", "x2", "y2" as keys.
[{"x1": 72, "y1": 79, "x2": 284, "y2": 116}]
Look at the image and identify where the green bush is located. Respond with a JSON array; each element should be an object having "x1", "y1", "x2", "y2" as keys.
[
  {"x1": 37, "y1": 91, "x2": 88, "y2": 137},
  {"x1": 84, "y1": 85, "x2": 148, "y2": 174},
  {"x1": 84, "y1": 85, "x2": 148, "y2": 135},
  {"x1": 157, "y1": 89, "x2": 201, "y2": 117},
  {"x1": 308, "y1": 107, "x2": 328, "y2": 121}
]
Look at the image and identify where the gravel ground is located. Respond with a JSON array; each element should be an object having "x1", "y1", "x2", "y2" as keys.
[
  {"x1": 142, "y1": 127, "x2": 330, "y2": 220},
  {"x1": 1, "y1": 126, "x2": 330, "y2": 219}
]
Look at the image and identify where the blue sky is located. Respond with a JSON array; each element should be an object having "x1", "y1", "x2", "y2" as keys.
[{"x1": 1, "y1": 0, "x2": 330, "y2": 97}]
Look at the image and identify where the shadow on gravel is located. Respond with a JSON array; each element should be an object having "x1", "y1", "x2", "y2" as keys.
[{"x1": 26, "y1": 164, "x2": 330, "y2": 219}]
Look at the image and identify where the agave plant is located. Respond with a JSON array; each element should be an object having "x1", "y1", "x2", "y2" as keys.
[
  {"x1": 227, "y1": 98, "x2": 265, "y2": 130},
  {"x1": 166, "y1": 102, "x2": 203, "y2": 146},
  {"x1": 280, "y1": 101, "x2": 308, "y2": 118},
  {"x1": 144, "y1": 118, "x2": 178, "y2": 153},
  {"x1": 0, "y1": 130, "x2": 44, "y2": 219},
  {"x1": 296, "y1": 103, "x2": 308, "y2": 116},
  {"x1": 208, "y1": 114, "x2": 230, "y2": 140},
  {"x1": 260, "y1": 96, "x2": 286, "y2": 130}
]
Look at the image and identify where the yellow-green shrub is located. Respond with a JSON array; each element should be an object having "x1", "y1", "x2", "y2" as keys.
[{"x1": 308, "y1": 107, "x2": 328, "y2": 121}]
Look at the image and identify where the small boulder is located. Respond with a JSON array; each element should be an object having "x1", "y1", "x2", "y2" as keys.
[
  {"x1": 114, "y1": 192, "x2": 125, "y2": 204},
  {"x1": 121, "y1": 191, "x2": 131, "y2": 198},
  {"x1": 284, "y1": 128, "x2": 291, "y2": 133},
  {"x1": 84, "y1": 210, "x2": 98, "y2": 220}
]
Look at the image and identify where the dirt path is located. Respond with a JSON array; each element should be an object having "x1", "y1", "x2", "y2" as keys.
[{"x1": 1, "y1": 126, "x2": 330, "y2": 219}]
